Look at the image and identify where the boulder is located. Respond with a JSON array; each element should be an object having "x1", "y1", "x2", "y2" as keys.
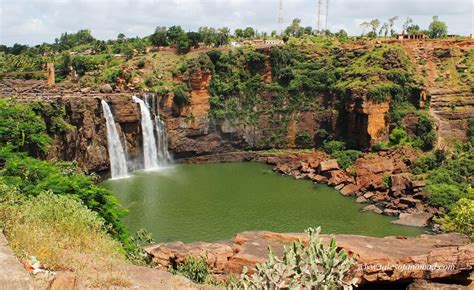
[
  {"x1": 412, "y1": 180, "x2": 427, "y2": 188},
  {"x1": 356, "y1": 196, "x2": 367, "y2": 203},
  {"x1": 318, "y1": 159, "x2": 339, "y2": 172},
  {"x1": 407, "y1": 281, "x2": 471, "y2": 290},
  {"x1": 145, "y1": 241, "x2": 234, "y2": 273},
  {"x1": 391, "y1": 212, "x2": 433, "y2": 227},
  {"x1": 312, "y1": 175, "x2": 328, "y2": 183},
  {"x1": 363, "y1": 192, "x2": 375, "y2": 200},
  {"x1": 383, "y1": 208, "x2": 400, "y2": 216},
  {"x1": 400, "y1": 197, "x2": 422, "y2": 207},
  {"x1": 391, "y1": 173, "x2": 412, "y2": 192},
  {"x1": 328, "y1": 170, "x2": 352, "y2": 186},
  {"x1": 361, "y1": 204, "x2": 383, "y2": 214},
  {"x1": 340, "y1": 184, "x2": 360, "y2": 196},
  {"x1": 99, "y1": 83, "x2": 113, "y2": 93}
]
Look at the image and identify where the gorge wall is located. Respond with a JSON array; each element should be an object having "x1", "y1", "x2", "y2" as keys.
[{"x1": 0, "y1": 39, "x2": 472, "y2": 173}]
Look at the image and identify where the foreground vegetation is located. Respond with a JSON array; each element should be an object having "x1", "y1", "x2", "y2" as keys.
[{"x1": 0, "y1": 99, "x2": 147, "y2": 286}]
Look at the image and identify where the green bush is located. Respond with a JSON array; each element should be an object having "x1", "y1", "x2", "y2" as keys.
[
  {"x1": 0, "y1": 149, "x2": 129, "y2": 246},
  {"x1": 136, "y1": 58, "x2": 146, "y2": 68},
  {"x1": 438, "y1": 197, "x2": 474, "y2": 240},
  {"x1": 237, "y1": 227, "x2": 356, "y2": 289},
  {"x1": 102, "y1": 66, "x2": 122, "y2": 85},
  {"x1": 389, "y1": 128, "x2": 409, "y2": 146},
  {"x1": 426, "y1": 183, "x2": 468, "y2": 210},
  {"x1": 295, "y1": 131, "x2": 313, "y2": 148},
  {"x1": 322, "y1": 140, "x2": 346, "y2": 154},
  {"x1": 172, "y1": 85, "x2": 191, "y2": 109},
  {"x1": 332, "y1": 149, "x2": 363, "y2": 169},
  {"x1": 0, "y1": 99, "x2": 51, "y2": 155},
  {"x1": 172, "y1": 256, "x2": 209, "y2": 284}
]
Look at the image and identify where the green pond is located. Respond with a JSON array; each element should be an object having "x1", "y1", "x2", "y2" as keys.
[{"x1": 102, "y1": 162, "x2": 424, "y2": 243}]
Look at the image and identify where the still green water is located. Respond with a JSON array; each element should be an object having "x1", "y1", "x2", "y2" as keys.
[{"x1": 102, "y1": 162, "x2": 424, "y2": 243}]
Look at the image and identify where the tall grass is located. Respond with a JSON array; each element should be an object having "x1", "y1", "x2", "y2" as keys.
[{"x1": 0, "y1": 186, "x2": 131, "y2": 287}]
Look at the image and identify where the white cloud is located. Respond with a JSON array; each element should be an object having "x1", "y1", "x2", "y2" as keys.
[{"x1": 0, "y1": 0, "x2": 472, "y2": 45}]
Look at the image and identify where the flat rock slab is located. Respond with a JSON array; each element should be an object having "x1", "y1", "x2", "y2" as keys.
[
  {"x1": 0, "y1": 233, "x2": 35, "y2": 289},
  {"x1": 392, "y1": 212, "x2": 433, "y2": 227},
  {"x1": 146, "y1": 231, "x2": 473, "y2": 286}
]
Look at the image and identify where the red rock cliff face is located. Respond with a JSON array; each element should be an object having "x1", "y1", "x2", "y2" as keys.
[
  {"x1": 41, "y1": 95, "x2": 141, "y2": 173},
  {"x1": 345, "y1": 89, "x2": 390, "y2": 149}
]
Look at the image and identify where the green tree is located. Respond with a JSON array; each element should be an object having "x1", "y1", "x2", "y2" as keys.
[
  {"x1": 428, "y1": 16, "x2": 448, "y2": 38},
  {"x1": 359, "y1": 21, "x2": 371, "y2": 36},
  {"x1": 216, "y1": 27, "x2": 230, "y2": 46},
  {"x1": 186, "y1": 32, "x2": 201, "y2": 48},
  {"x1": 150, "y1": 26, "x2": 168, "y2": 46},
  {"x1": 167, "y1": 25, "x2": 185, "y2": 44},
  {"x1": 243, "y1": 27, "x2": 255, "y2": 38},
  {"x1": 388, "y1": 16, "x2": 398, "y2": 36},
  {"x1": 402, "y1": 17, "x2": 413, "y2": 34},
  {"x1": 407, "y1": 24, "x2": 421, "y2": 34},
  {"x1": 285, "y1": 18, "x2": 304, "y2": 37},
  {"x1": 370, "y1": 19, "x2": 381, "y2": 36},
  {"x1": 117, "y1": 33, "x2": 126, "y2": 42},
  {"x1": 234, "y1": 28, "x2": 244, "y2": 38},
  {"x1": 175, "y1": 34, "x2": 190, "y2": 54}
]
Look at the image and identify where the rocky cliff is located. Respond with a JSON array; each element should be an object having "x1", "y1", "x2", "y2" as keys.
[
  {"x1": 0, "y1": 40, "x2": 472, "y2": 172},
  {"x1": 400, "y1": 40, "x2": 474, "y2": 147}
]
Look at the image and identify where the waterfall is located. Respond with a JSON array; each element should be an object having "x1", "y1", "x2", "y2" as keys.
[
  {"x1": 133, "y1": 96, "x2": 159, "y2": 170},
  {"x1": 145, "y1": 94, "x2": 172, "y2": 166},
  {"x1": 101, "y1": 100, "x2": 129, "y2": 179}
]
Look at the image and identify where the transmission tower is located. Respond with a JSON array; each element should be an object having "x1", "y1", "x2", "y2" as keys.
[
  {"x1": 325, "y1": 0, "x2": 329, "y2": 31},
  {"x1": 278, "y1": 0, "x2": 283, "y2": 34},
  {"x1": 317, "y1": 0, "x2": 322, "y2": 33}
]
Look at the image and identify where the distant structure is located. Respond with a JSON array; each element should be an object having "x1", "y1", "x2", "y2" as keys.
[
  {"x1": 316, "y1": 0, "x2": 329, "y2": 35},
  {"x1": 278, "y1": 0, "x2": 284, "y2": 33},
  {"x1": 396, "y1": 33, "x2": 427, "y2": 40},
  {"x1": 47, "y1": 63, "x2": 55, "y2": 88}
]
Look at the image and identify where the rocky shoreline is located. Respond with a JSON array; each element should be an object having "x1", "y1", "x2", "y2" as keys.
[
  {"x1": 145, "y1": 231, "x2": 474, "y2": 288},
  {"x1": 180, "y1": 148, "x2": 440, "y2": 229}
]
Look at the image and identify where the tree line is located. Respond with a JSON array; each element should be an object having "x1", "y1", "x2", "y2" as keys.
[{"x1": 359, "y1": 16, "x2": 448, "y2": 38}]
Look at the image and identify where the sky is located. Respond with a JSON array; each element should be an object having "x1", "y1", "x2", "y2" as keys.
[{"x1": 1, "y1": 0, "x2": 472, "y2": 46}]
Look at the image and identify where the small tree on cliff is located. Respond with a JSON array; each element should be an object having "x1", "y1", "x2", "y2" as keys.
[{"x1": 428, "y1": 16, "x2": 448, "y2": 38}]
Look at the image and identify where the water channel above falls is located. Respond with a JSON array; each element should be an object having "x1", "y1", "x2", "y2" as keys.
[{"x1": 102, "y1": 162, "x2": 424, "y2": 243}]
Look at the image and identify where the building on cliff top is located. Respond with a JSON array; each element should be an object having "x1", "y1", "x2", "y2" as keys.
[{"x1": 397, "y1": 34, "x2": 427, "y2": 40}]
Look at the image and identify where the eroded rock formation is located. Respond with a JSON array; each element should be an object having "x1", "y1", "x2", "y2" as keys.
[{"x1": 145, "y1": 231, "x2": 473, "y2": 286}]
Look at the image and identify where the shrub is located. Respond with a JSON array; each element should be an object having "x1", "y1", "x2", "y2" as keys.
[
  {"x1": 322, "y1": 140, "x2": 346, "y2": 154},
  {"x1": 295, "y1": 131, "x2": 313, "y2": 148},
  {"x1": 102, "y1": 66, "x2": 122, "y2": 85},
  {"x1": 389, "y1": 128, "x2": 409, "y2": 146},
  {"x1": 136, "y1": 58, "x2": 146, "y2": 68},
  {"x1": 0, "y1": 190, "x2": 129, "y2": 287},
  {"x1": 237, "y1": 227, "x2": 356, "y2": 289},
  {"x1": 438, "y1": 197, "x2": 474, "y2": 240},
  {"x1": 413, "y1": 111, "x2": 435, "y2": 151},
  {"x1": 332, "y1": 149, "x2": 363, "y2": 169},
  {"x1": 0, "y1": 150, "x2": 129, "y2": 246},
  {"x1": 172, "y1": 256, "x2": 209, "y2": 284},
  {"x1": 0, "y1": 99, "x2": 51, "y2": 155},
  {"x1": 172, "y1": 85, "x2": 191, "y2": 109},
  {"x1": 426, "y1": 183, "x2": 468, "y2": 210}
]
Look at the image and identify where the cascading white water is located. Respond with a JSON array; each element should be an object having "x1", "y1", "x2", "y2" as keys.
[
  {"x1": 133, "y1": 96, "x2": 159, "y2": 170},
  {"x1": 145, "y1": 94, "x2": 172, "y2": 166},
  {"x1": 101, "y1": 100, "x2": 129, "y2": 179}
]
